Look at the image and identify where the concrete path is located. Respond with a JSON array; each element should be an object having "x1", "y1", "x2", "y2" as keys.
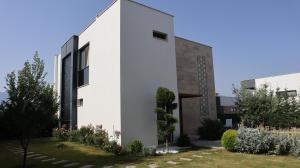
[
  {"x1": 148, "y1": 163, "x2": 159, "y2": 168},
  {"x1": 126, "y1": 166, "x2": 136, "y2": 168},
  {"x1": 79, "y1": 165, "x2": 95, "y2": 168},
  {"x1": 52, "y1": 160, "x2": 69, "y2": 165},
  {"x1": 63, "y1": 162, "x2": 80, "y2": 167},
  {"x1": 180, "y1": 157, "x2": 192, "y2": 161},
  {"x1": 167, "y1": 161, "x2": 179, "y2": 165},
  {"x1": 42, "y1": 158, "x2": 56, "y2": 162},
  {"x1": 34, "y1": 156, "x2": 48, "y2": 160}
]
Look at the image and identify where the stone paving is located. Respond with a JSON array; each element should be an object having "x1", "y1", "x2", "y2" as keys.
[
  {"x1": 79, "y1": 165, "x2": 95, "y2": 168},
  {"x1": 5, "y1": 144, "x2": 95, "y2": 168},
  {"x1": 148, "y1": 163, "x2": 159, "y2": 168},
  {"x1": 5, "y1": 144, "x2": 202, "y2": 168},
  {"x1": 166, "y1": 161, "x2": 179, "y2": 165},
  {"x1": 125, "y1": 166, "x2": 136, "y2": 168},
  {"x1": 180, "y1": 157, "x2": 192, "y2": 161}
]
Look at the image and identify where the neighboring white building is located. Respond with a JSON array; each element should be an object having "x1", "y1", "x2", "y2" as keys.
[
  {"x1": 241, "y1": 72, "x2": 300, "y2": 97},
  {"x1": 54, "y1": 0, "x2": 217, "y2": 146}
]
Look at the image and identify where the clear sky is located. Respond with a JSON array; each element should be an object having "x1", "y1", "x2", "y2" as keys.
[{"x1": 0, "y1": 0, "x2": 299, "y2": 96}]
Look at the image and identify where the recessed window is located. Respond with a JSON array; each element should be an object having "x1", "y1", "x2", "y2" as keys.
[
  {"x1": 276, "y1": 90, "x2": 297, "y2": 97},
  {"x1": 78, "y1": 44, "x2": 89, "y2": 87},
  {"x1": 77, "y1": 99, "x2": 83, "y2": 107},
  {"x1": 153, "y1": 31, "x2": 168, "y2": 41}
]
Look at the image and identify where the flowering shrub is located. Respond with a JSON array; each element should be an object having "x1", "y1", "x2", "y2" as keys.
[
  {"x1": 52, "y1": 124, "x2": 126, "y2": 155},
  {"x1": 272, "y1": 134, "x2": 294, "y2": 155},
  {"x1": 52, "y1": 128, "x2": 68, "y2": 141},
  {"x1": 235, "y1": 128, "x2": 275, "y2": 154},
  {"x1": 103, "y1": 140, "x2": 125, "y2": 155}
]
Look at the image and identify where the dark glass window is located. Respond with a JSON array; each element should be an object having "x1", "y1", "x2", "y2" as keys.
[
  {"x1": 153, "y1": 31, "x2": 168, "y2": 40},
  {"x1": 276, "y1": 90, "x2": 297, "y2": 97},
  {"x1": 77, "y1": 99, "x2": 83, "y2": 107},
  {"x1": 78, "y1": 44, "x2": 89, "y2": 87}
]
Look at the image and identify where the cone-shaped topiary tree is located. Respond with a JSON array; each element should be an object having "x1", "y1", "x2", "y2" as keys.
[{"x1": 155, "y1": 87, "x2": 178, "y2": 152}]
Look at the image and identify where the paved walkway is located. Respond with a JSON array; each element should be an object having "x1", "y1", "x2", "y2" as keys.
[
  {"x1": 5, "y1": 144, "x2": 208, "y2": 168},
  {"x1": 5, "y1": 144, "x2": 95, "y2": 168}
]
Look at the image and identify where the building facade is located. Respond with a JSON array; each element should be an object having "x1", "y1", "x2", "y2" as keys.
[
  {"x1": 54, "y1": 0, "x2": 216, "y2": 146},
  {"x1": 241, "y1": 72, "x2": 300, "y2": 98},
  {"x1": 216, "y1": 95, "x2": 239, "y2": 128},
  {"x1": 176, "y1": 37, "x2": 217, "y2": 139}
]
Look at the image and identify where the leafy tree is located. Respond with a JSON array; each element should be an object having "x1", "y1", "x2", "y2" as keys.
[
  {"x1": 2, "y1": 52, "x2": 59, "y2": 168},
  {"x1": 155, "y1": 87, "x2": 178, "y2": 152},
  {"x1": 234, "y1": 84, "x2": 300, "y2": 128}
]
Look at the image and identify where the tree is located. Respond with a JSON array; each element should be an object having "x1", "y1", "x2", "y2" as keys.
[
  {"x1": 2, "y1": 52, "x2": 59, "y2": 168},
  {"x1": 233, "y1": 84, "x2": 300, "y2": 128},
  {"x1": 155, "y1": 87, "x2": 178, "y2": 152}
]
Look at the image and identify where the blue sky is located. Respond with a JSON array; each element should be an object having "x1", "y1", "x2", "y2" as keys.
[{"x1": 0, "y1": 0, "x2": 299, "y2": 96}]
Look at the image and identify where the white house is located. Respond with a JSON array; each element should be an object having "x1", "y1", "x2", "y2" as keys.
[
  {"x1": 241, "y1": 72, "x2": 300, "y2": 97},
  {"x1": 54, "y1": 0, "x2": 217, "y2": 146}
]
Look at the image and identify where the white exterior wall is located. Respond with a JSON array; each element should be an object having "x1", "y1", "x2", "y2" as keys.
[
  {"x1": 120, "y1": 0, "x2": 180, "y2": 146},
  {"x1": 54, "y1": 54, "x2": 61, "y2": 118},
  {"x1": 77, "y1": 0, "x2": 121, "y2": 142},
  {"x1": 255, "y1": 73, "x2": 300, "y2": 95}
]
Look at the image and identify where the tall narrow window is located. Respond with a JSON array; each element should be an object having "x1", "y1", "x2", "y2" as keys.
[{"x1": 78, "y1": 44, "x2": 89, "y2": 87}]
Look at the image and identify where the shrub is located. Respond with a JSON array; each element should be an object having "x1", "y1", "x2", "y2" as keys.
[
  {"x1": 78, "y1": 125, "x2": 94, "y2": 144},
  {"x1": 85, "y1": 134, "x2": 95, "y2": 146},
  {"x1": 272, "y1": 134, "x2": 294, "y2": 155},
  {"x1": 198, "y1": 118, "x2": 224, "y2": 140},
  {"x1": 176, "y1": 134, "x2": 191, "y2": 147},
  {"x1": 127, "y1": 140, "x2": 143, "y2": 155},
  {"x1": 52, "y1": 128, "x2": 68, "y2": 141},
  {"x1": 235, "y1": 128, "x2": 275, "y2": 154},
  {"x1": 104, "y1": 141, "x2": 125, "y2": 155},
  {"x1": 143, "y1": 147, "x2": 157, "y2": 156},
  {"x1": 221, "y1": 129, "x2": 237, "y2": 151},
  {"x1": 68, "y1": 130, "x2": 80, "y2": 142},
  {"x1": 94, "y1": 125, "x2": 109, "y2": 147}
]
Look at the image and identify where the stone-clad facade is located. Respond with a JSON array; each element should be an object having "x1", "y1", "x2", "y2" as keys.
[{"x1": 175, "y1": 37, "x2": 217, "y2": 138}]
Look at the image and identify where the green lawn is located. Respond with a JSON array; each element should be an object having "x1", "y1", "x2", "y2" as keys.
[{"x1": 1, "y1": 138, "x2": 299, "y2": 168}]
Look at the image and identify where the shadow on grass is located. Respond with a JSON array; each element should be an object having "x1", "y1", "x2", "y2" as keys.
[{"x1": 26, "y1": 138, "x2": 156, "y2": 166}]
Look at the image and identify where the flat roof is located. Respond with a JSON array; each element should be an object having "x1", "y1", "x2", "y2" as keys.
[
  {"x1": 175, "y1": 36, "x2": 212, "y2": 48},
  {"x1": 79, "y1": 0, "x2": 173, "y2": 36},
  {"x1": 127, "y1": 0, "x2": 174, "y2": 17},
  {"x1": 250, "y1": 72, "x2": 300, "y2": 81}
]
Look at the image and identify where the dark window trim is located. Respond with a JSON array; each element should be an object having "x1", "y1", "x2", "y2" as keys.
[
  {"x1": 153, "y1": 30, "x2": 168, "y2": 41},
  {"x1": 79, "y1": 42, "x2": 90, "y2": 52},
  {"x1": 276, "y1": 90, "x2": 297, "y2": 97},
  {"x1": 77, "y1": 42, "x2": 90, "y2": 87},
  {"x1": 78, "y1": 42, "x2": 90, "y2": 70},
  {"x1": 77, "y1": 98, "x2": 83, "y2": 107}
]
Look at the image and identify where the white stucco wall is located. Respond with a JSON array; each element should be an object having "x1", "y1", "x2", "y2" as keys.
[
  {"x1": 120, "y1": 0, "x2": 180, "y2": 146},
  {"x1": 255, "y1": 73, "x2": 300, "y2": 95},
  {"x1": 54, "y1": 54, "x2": 61, "y2": 118},
  {"x1": 54, "y1": 0, "x2": 180, "y2": 146},
  {"x1": 77, "y1": 0, "x2": 121, "y2": 142}
]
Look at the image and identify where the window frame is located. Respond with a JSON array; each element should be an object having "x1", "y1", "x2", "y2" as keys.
[
  {"x1": 77, "y1": 43, "x2": 90, "y2": 87},
  {"x1": 276, "y1": 90, "x2": 297, "y2": 98}
]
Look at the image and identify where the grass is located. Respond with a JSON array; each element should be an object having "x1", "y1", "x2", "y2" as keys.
[{"x1": 1, "y1": 138, "x2": 300, "y2": 168}]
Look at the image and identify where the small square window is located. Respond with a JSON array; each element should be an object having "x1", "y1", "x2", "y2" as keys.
[
  {"x1": 153, "y1": 31, "x2": 168, "y2": 41},
  {"x1": 77, "y1": 99, "x2": 83, "y2": 107}
]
